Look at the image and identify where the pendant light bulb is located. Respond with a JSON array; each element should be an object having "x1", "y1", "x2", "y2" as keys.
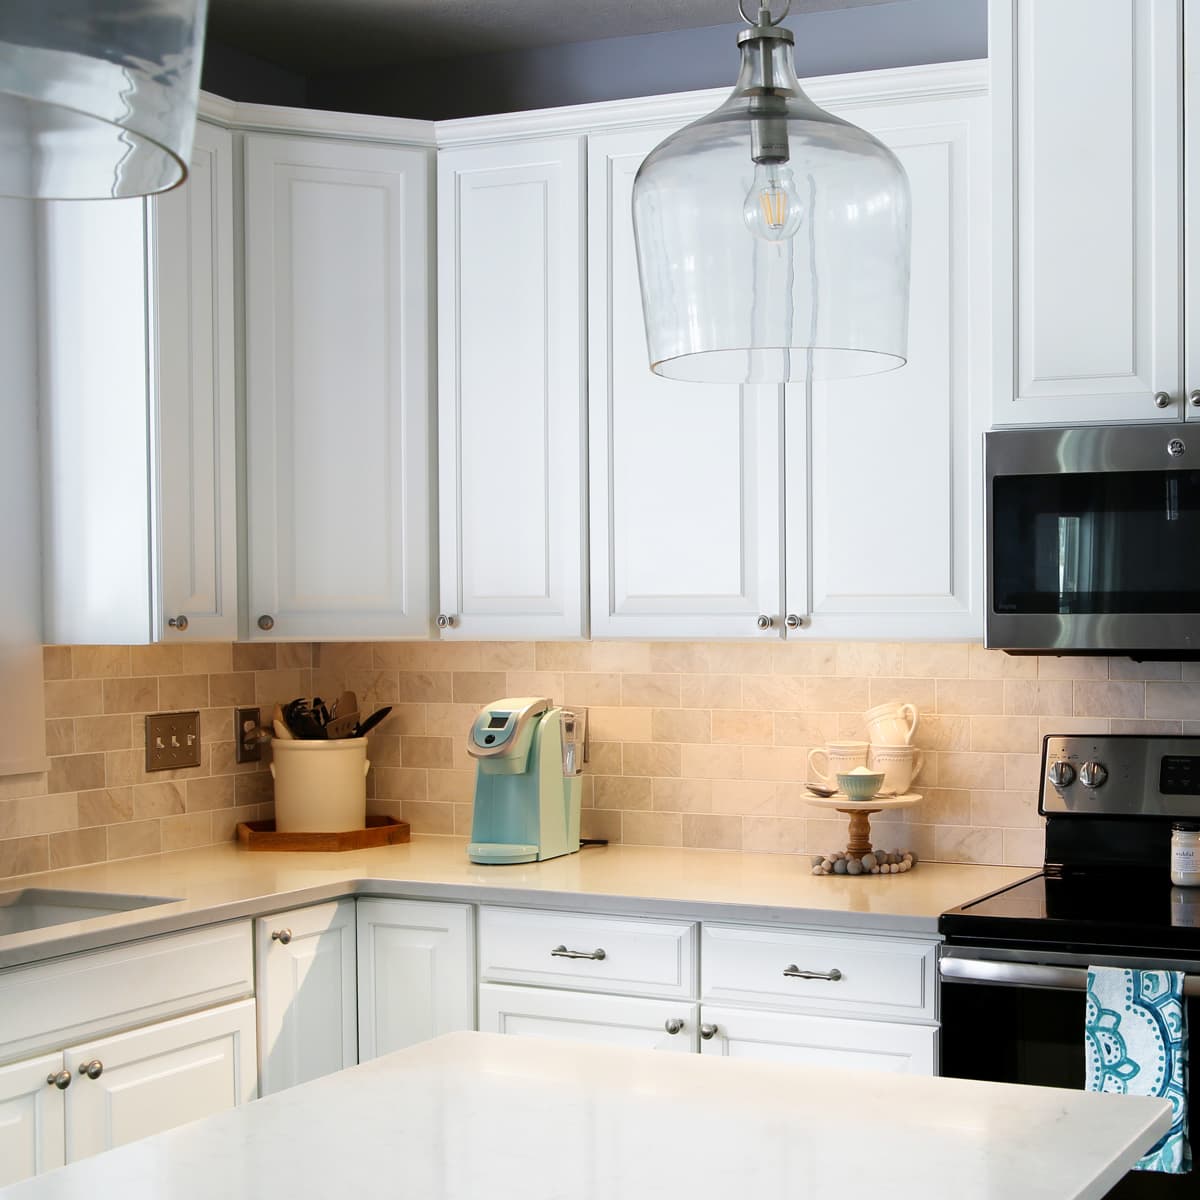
[{"x1": 743, "y1": 161, "x2": 803, "y2": 242}]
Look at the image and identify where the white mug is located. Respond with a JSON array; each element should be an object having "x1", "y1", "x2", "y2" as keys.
[
  {"x1": 808, "y1": 740, "x2": 869, "y2": 787},
  {"x1": 864, "y1": 700, "x2": 919, "y2": 746},
  {"x1": 867, "y1": 744, "x2": 924, "y2": 796}
]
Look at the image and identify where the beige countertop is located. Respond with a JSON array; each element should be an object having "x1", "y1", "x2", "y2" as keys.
[{"x1": 0, "y1": 837, "x2": 1031, "y2": 969}]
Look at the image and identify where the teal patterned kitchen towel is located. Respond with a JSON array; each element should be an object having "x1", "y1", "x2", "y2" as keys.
[{"x1": 1086, "y1": 967, "x2": 1190, "y2": 1174}]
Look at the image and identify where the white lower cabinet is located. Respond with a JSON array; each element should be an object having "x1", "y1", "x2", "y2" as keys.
[
  {"x1": 256, "y1": 899, "x2": 358, "y2": 1095},
  {"x1": 0, "y1": 1000, "x2": 256, "y2": 1189},
  {"x1": 356, "y1": 898, "x2": 475, "y2": 1061},
  {"x1": 64, "y1": 999, "x2": 257, "y2": 1161},
  {"x1": 479, "y1": 984, "x2": 698, "y2": 1054},
  {"x1": 0, "y1": 1053, "x2": 65, "y2": 1188},
  {"x1": 697, "y1": 1004, "x2": 937, "y2": 1075}
]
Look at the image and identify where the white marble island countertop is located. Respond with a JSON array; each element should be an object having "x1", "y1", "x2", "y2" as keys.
[
  {"x1": 0, "y1": 836, "x2": 1030, "y2": 968},
  {"x1": 0, "y1": 1032, "x2": 1171, "y2": 1200}
]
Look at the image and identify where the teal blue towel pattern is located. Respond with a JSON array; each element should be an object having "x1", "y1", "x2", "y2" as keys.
[{"x1": 1086, "y1": 967, "x2": 1190, "y2": 1174}]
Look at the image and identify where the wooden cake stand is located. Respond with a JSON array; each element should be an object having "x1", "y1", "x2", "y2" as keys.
[{"x1": 806, "y1": 793, "x2": 921, "y2": 857}]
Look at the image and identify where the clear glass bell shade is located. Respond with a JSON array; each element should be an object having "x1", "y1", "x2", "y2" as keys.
[
  {"x1": 0, "y1": 0, "x2": 208, "y2": 200},
  {"x1": 632, "y1": 34, "x2": 911, "y2": 384}
]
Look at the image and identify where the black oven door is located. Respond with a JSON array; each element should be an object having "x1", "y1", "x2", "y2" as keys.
[
  {"x1": 984, "y1": 423, "x2": 1200, "y2": 654},
  {"x1": 941, "y1": 961, "x2": 1198, "y2": 1198}
]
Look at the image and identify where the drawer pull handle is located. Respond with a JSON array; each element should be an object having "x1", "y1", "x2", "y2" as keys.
[
  {"x1": 550, "y1": 944, "x2": 606, "y2": 961},
  {"x1": 46, "y1": 1070, "x2": 71, "y2": 1090},
  {"x1": 272, "y1": 929, "x2": 293, "y2": 945},
  {"x1": 78, "y1": 1060, "x2": 103, "y2": 1080},
  {"x1": 783, "y1": 964, "x2": 843, "y2": 982},
  {"x1": 664, "y1": 1018, "x2": 685, "y2": 1035},
  {"x1": 699, "y1": 1023, "x2": 719, "y2": 1040}
]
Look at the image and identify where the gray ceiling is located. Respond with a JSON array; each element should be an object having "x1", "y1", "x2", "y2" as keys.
[{"x1": 206, "y1": 0, "x2": 896, "y2": 73}]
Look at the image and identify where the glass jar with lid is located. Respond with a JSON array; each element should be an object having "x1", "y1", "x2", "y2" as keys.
[{"x1": 1171, "y1": 822, "x2": 1200, "y2": 887}]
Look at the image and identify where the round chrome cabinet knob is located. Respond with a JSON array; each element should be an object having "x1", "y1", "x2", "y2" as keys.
[
  {"x1": 257, "y1": 614, "x2": 275, "y2": 631},
  {"x1": 271, "y1": 928, "x2": 292, "y2": 945},
  {"x1": 1190, "y1": 390, "x2": 1200, "y2": 408},
  {"x1": 1154, "y1": 391, "x2": 1172, "y2": 409},
  {"x1": 167, "y1": 615, "x2": 188, "y2": 631},
  {"x1": 785, "y1": 614, "x2": 804, "y2": 630},
  {"x1": 1047, "y1": 760, "x2": 1076, "y2": 788},
  {"x1": 1079, "y1": 761, "x2": 1108, "y2": 789},
  {"x1": 664, "y1": 1018, "x2": 684, "y2": 1035},
  {"x1": 756, "y1": 614, "x2": 773, "y2": 630},
  {"x1": 436, "y1": 614, "x2": 456, "y2": 629},
  {"x1": 699, "y1": 1023, "x2": 719, "y2": 1040}
]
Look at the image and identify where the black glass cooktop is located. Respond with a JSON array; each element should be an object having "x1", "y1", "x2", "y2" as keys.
[{"x1": 940, "y1": 872, "x2": 1200, "y2": 960}]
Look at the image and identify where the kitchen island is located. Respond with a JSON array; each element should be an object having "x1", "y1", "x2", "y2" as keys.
[{"x1": 0, "y1": 1032, "x2": 1172, "y2": 1200}]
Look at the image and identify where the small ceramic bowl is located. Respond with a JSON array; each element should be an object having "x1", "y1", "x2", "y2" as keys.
[{"x1": 837, "y1": 770, "x2": 885, "y2": 800}]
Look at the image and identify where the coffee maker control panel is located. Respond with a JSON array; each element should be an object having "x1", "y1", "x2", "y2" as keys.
[{"x1": 467, "y1": 697, "x2": 551, "y2": 759}]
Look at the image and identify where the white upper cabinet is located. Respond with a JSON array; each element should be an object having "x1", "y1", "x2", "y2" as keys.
[
  {"x1": 244, "y1": 133, "x2": 434, "y2": 640},
  {"x1": 800, "y1": 92, "x2": 989, "y2": 639},
  {"x1": 992, "y1": 0, "x2": 1184, "y2": 425},
  {"x1": 154, "y1": 121, "x2": 239, "y2": 640},
  {"x1": 436, "y1": 135, "x2": 587, "y2": 639},
  {"x1": 587, "y1": 126, "x2": 785, "y2": 641},
  {"x1": 39, "y1": 121, "x2": 237, "y2": 644}
]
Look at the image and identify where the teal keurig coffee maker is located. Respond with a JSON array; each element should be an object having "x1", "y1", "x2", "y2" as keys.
[{"x1": 466, "y1": 697, "x2": 586, "y2": 865}]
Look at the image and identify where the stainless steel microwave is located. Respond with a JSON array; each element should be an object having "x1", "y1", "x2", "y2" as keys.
[{"x1": 985, "y1": 422, "x2": 1200, "y2": 655}]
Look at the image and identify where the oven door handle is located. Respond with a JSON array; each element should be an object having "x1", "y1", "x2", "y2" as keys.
[{"x1": 940, "y1": 955, "x2": 1200, "y2": 996}]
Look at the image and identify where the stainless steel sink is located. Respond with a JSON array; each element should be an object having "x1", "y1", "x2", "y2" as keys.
[{"x1": 0, "y1": 888, "x2": 180, "y2": 936}]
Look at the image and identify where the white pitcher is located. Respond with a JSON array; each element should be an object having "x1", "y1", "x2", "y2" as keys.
[{"x1": 864, "y1": 700, "x2": 919, "y2": 746}]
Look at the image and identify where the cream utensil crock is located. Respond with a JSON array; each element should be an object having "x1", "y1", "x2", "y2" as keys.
[
  {"x1": 864, "y1": 700, "x2": 919, "y2": 746},
  {"x1": 807, "y1": 740, "x2": 869, "y2": 788}
]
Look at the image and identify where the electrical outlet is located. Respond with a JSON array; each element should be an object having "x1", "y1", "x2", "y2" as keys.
[
  {"x1": 145, "y1": 711, "x2": 202, "y2": 772},
  {"x1": 236, "y1": 707, "x2": 262, "y2": 764}
]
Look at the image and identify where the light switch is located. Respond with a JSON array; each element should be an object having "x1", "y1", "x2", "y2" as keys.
[{"x1": 145, "y1": 711, "x2": 202, "y2": 771}]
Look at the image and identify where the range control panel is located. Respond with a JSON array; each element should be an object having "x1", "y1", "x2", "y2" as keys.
[{"x1": 1041, "y1": 734, "x2": 1200, "y2": 819}]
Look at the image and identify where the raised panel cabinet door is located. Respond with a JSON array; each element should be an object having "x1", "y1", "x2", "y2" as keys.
[
  {"x1": 63, "y1": 998, "x2": 256, "y2": 1163},
  {"x1": 802, "y1": 92, "x2": 989, "y2": 640},
  {"x1": 437, "y1": 137, "x2": 587, "y2": 639},
  {"x1": 153, "y1": 120, "x2": 238, "y2": 640},
  {"x1": 479, "y1": 983, "x2": 699, "y2": 1053},
  {"x1": 698, "y1": 1005, "x2": 937, "y2": 1075},
  {"x1": 0, "y1": 1053, "x2": 65, "y2": 1187},
  {"x1": 587, "y1": 127, "x2": 784, "y2": 640},
  {"x1": 244, "y1": 134, "x2": 433, "y2": 640},
  {"x1": 992, "y1": 0, "x2": 1183, "y2": 425},
  {"x1": 255, "y1": 899, "x2": 357, "y2": 1095},
  {"x1": 357, "y1": 899, "x2": 475, "y2": 1061},
  {"x1": 1185, "y1": 5, "x2": 1200, "y2": 420}
]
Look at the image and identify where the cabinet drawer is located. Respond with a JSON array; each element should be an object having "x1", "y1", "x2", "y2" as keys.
[
  {"x1": 479, "y1": 907, "x2": 697, "y2": 1000},
  {"x1": 702, "y1": 924, "x2": 937, "y2": 1022},
  {"x1": 0, "y1": 922, "x2": 253, "y2": 1064}
]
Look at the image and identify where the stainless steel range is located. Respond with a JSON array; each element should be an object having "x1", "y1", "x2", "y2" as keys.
[{"x1": 939, "y1": 733, "x2": 1200, "y2": 1198}]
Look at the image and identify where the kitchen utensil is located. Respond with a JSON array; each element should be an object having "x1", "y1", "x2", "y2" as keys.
[
  {"x1": 273, "y1": 719, "x2": 293, "y2": 740},
  {"x1": 807, "y1": 740, "x2": 869, "y2": 787},
  {"x1": 837, "y1": 767, "x2": 886, "y2": 800},
  {"x1": 863, "y1": 700, "x2": 919, "y2": 746},
  {"x1": 282, "y1": 698, "x2": 328, "y2": 739},
  {"x1": 805, "y1": 784, "x2": 838, "y2": 798},
  {"x1": 354, "y1": 706, "x2": 393, "y2": 738},
  {"x1": 325, "y1": 713, "x2": 360, "y2": 740},
  {"x1": 867, "y1": 744, "x2": 923, "y2": 795}
]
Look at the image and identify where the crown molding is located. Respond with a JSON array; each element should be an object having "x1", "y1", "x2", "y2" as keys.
[
  {"x1": 434, "y1": 59, "x2": 988, "y2": 146},
  {"x1": 196, "y1": 58, "x2": 985, "y2": 148}
]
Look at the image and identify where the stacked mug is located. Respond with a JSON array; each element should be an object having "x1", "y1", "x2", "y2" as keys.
[{"x1": 808, "y1": 701, "x2": 923, "y2": 797}]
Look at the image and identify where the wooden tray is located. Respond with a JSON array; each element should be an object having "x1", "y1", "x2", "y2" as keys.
[{"x1": 236, "y1": 815, "x2": 410, "y2": 852}]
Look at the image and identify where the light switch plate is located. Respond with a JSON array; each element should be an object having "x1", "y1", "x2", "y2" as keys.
[{"x1": 145, "y1": 711, "x2": 202, "y2": 772}]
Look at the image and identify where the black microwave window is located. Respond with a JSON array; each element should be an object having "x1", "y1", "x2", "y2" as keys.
[{"x1": 992, "y1": 470, "x2": 1200, "y2": 615}]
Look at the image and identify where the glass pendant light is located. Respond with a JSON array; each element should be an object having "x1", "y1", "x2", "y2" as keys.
[
  {"x1": 632, "y1": 0, "x2": 911, "y2": 384},
  {"x1": 0, "y1": 0, "x2": 208, "y2": 200}
]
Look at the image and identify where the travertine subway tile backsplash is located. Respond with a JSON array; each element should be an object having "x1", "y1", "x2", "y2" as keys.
[{"x1": 2, "y1": 639, "x2": 1197, "y2": 880}]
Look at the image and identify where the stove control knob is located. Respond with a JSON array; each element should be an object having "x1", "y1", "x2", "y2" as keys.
[
  {"x1": 1079, "y1": 761, "x2": 1108, "y2": 789},
  {"x1": 1047, "y1": 760, "x2": 1076, "y2": 788}
]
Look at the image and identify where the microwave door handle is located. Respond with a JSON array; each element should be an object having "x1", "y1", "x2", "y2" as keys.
[{"x1": 939, "y1": 956, "x2": 1200, "y2": 996}]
